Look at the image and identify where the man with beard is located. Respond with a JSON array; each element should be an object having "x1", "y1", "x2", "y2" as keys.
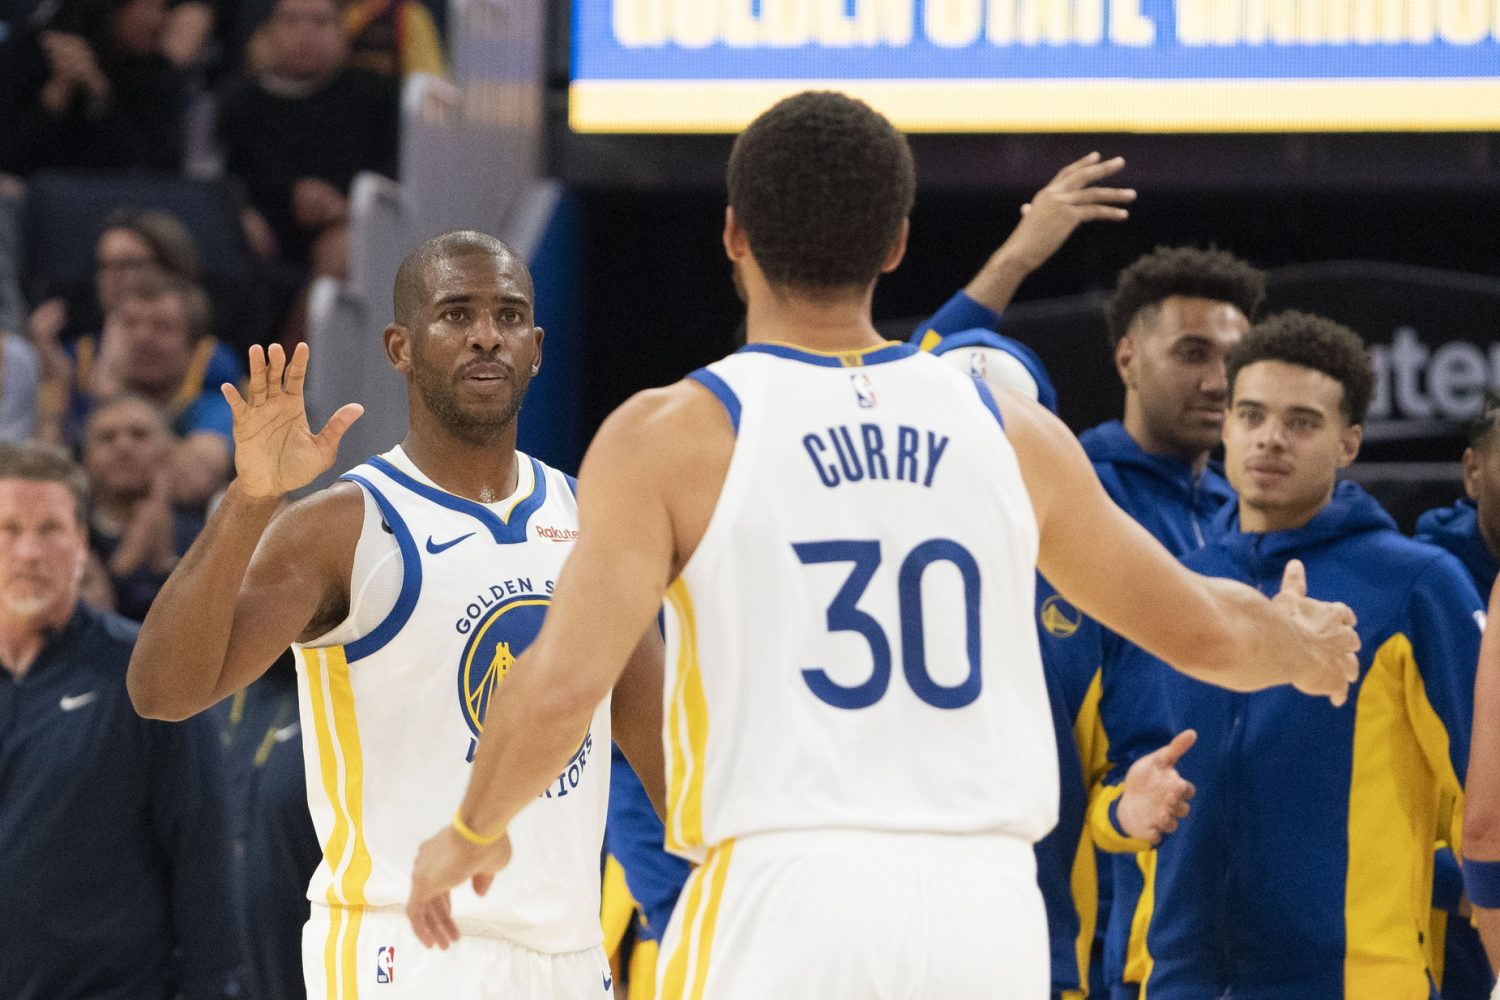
[{"x1": 128, "y1": 230, "x2": 667, "y2": 998}]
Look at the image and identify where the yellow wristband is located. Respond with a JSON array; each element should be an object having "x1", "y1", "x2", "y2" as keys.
[{"x1": 451, "y1": 810, "x2": 504, "y2": 846}]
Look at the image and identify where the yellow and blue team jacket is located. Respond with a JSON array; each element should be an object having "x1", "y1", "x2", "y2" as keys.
[
  {"x1": 1096, "y1": 482, "x2": 1483, "y2": 999},
  {"x1": 1416, "y1": 499, "x2": 1499, "y2": 1000},
  {"x1": 603, "y1": 746, "x2": 691, "y2": 1000}
]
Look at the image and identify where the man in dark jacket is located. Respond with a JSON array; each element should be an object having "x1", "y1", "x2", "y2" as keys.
[
  {"x1": 0, "y1": 0, "x2": 184, "y2": 176},
  {"x1": 0, "y1": 440, "x2": 241, "y2": 1000}
]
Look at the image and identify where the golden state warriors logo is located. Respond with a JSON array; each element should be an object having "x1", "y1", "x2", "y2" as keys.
[
  {"x1": 458, "y1": 596, "x2": 549, "y2": 761},
  {"x1": 1040, "y1": 594, "x2": 1082, "y2": 638}
]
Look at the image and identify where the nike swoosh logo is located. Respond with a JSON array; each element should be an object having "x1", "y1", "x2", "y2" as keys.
[
  {"x1": 274, "y1": 723, "x2": 301, "y2": 743},
  {"x1": 426, "y1": 532, "x2": 475, "y2": 555},
  {"x1": 60, "y1": 691, "x2": 99, "y2": 712}
]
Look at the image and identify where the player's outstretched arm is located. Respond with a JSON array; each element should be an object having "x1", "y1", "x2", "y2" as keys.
[
  {"x1": 1464, "y1": 576, "x2": 1500, "y2": 971},
  {"x1": 961, "y1": 152, "x2": 1134, "y2": 315},
  {"x1": 408, "y1": 382, "x2": 716, "y2": 949},
  {"x1": 1002, "y1": 391, "x2": 1360, "y2": 703},
  {"x1": 128, "y1": 343, "x2": 364, "y2": 721}
]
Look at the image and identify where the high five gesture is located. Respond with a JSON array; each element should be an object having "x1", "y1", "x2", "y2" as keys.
[{"x1": 222, "y1": 343, "x2": 363, "y2": 500}]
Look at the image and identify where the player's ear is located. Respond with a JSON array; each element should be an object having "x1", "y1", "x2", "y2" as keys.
[
  {"x1": 530, "y1": 326, "x2": 544, "y2": 376},
  {"x1": 1464, "y1": 447, "x2": 1483, "y2": 501},
  {"x1": 1114, "y1": 335, "x2": 1136, "y2": 388},
  {"x1": 385, "y1": 324, "x2": 412, "y2": 374},
  {"x1": 879, "y1": 218, "x2": 909, "y2": 274},
  {"x1": 723, "y1": 207, "x2": 750, "y2": 262}
]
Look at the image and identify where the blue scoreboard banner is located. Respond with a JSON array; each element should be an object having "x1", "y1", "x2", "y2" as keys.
[{"x1": 569, "y1": 0, "x2": 1500, "y2": 132}]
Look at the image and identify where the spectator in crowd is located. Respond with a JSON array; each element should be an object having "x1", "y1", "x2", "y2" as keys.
[
  {"x1": 218, "y1": 0, "x2": 398, "y2": 289},
  {"x1": 1414, "y1": 393, "x2": 1500, "y2": 999},
  {"x1": 343, "y1": 0, "x2": 444, "y2": 78},
  {"x1": 82, "y1": 395, "x2": 204, "y2": 621},
  {"x1": 0, "y1": 440, "x2": 242, "y2": 1000},
  {"x1": 0, "y1": 330, "x2": 40, "y2": 441},
  {"x1": 58, "y1": 271, "x2": 238, "y2": 505},
  {"x1": 214, "y1": 649, "x2": 318, "y2": 1000},
  {"x1": 0, "y1": 0, "x2": 186, "y2": 176},
  {"x1": 30, "y1": 206, "x2": 202, "y2": 349},
  {"x1": 1098, "y1": 313, "x2": 1483, "y2": 999}
]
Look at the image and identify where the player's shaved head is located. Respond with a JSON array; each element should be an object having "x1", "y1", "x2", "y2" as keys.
[{"x1": 393, "y1": 230, "x2": 533, "y2": 329}]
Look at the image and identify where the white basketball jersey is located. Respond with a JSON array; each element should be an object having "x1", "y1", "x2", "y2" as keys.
[
  {"x1": 662, "y1": 342, "x2": 1056, "y2": 863},
  {"x1": 292, "y1": 447, "x2": 610, "y2": 954}
]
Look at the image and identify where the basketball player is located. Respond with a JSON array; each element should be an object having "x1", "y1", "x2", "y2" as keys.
[
  {"x1": 128, "y1": 231, "x2": 666, "y2": 998},
  {"x1": 406, "y1": 93, "x2": 1360, "y2": 998}
]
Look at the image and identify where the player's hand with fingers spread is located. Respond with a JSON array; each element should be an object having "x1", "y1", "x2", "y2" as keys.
[
  {"x1": 1272, "y1": 559, "x2": 1362, "y2": 706},
  {"x1": 407, "y1": 823, "x2": 512, "y2": 950},
  {"x1": 1117, "y1": 729, "x2": 1197, "y2": 845},
  {"x1": 1002, "y1": 151, "x2": 1136, "y2": 274},
  {"x1": 221, "y1": 342, "x2": 364, "y2": 500}
]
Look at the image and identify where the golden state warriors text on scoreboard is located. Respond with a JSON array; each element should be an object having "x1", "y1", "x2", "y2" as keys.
[{"x1": 569, "y1": 0, "x2": 1500, "y2": 132}]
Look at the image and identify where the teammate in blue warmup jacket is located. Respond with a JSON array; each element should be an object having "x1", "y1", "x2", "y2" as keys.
[
  {"x1": 1414, "y1": 392, "x2": 1500, "y2": 1000},
  {"x1": 1100, "y1": 313, "x2": 1484, "y2": 999},
  {"x1": 923, "y1": 240, "x2": 1265, "y2": 1000}
]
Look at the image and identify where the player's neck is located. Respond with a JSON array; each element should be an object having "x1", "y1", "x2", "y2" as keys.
[
  {"x1": 400, "y1": 424, "x2": 522, "y2": 505},
  {"x1": 742, "y1": 286, "x2": 886, "y2": 354}
]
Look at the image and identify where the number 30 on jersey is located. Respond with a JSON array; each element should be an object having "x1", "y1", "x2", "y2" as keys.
[{"x1": 794, "y1": 538, "x2": 982, "y2": 711}]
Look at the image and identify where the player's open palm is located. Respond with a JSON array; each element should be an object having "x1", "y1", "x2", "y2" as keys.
[
  {"x1": 1117, "y1": 729, "x2": 1196, "y2": 845},
  {"x1": 1272, "y1": 559, "x2": 1362, "y2": 707},
  {"x1": 1007, "y1": 151, "x2": 1135, "y2": 272},
  {"x1": 221, "y1": 343, "x2": 363, "y2": 500}
]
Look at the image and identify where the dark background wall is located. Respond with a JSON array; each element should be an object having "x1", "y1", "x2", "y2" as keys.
[{"x1": 573, "y1": 178, "x2": 1500, "y2": 441}]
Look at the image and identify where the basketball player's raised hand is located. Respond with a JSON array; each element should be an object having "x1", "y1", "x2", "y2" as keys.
[
  {"x1": 407, "y1": 825, "x2": 513, "y2": 949},
  {"x1": 1117, "y1": 729, "x2": 1197, "y2": 845},
  {"x1": 221, "y1": 343, "x2": 363, "y2": 500},
  {"x1": 1272, "y1": 559, "x2": 1362, "y2": 706},
  {"x1": 1006, "y1": 151, "x2": 1135, "y2": 273}
]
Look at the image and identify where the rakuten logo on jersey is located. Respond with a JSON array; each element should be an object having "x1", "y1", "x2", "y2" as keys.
[{"x1": 536, "y1": 525, "x2": 580, "y2": 542}]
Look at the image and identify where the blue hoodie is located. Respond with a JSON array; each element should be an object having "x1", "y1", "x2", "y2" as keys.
[
  {"x1": 1100, "y1": 482, "x2": 1483, "y2": 1000},
  {"x1": 1417, "y1": 499, "x2": 1499, "y2": 597}
]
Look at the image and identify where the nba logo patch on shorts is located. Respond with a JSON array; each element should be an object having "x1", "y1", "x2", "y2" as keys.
[{"x1": 376, "y1": 945, "x2": 395, "y2": 984}]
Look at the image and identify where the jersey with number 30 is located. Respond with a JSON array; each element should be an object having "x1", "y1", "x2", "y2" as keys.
[{"x1": 661, "y1": 341, "x2": 1056, "y2": 863}]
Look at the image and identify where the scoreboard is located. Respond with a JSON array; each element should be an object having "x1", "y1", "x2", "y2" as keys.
[{"x1": 569, "y1": 0, "x2": 1500, "y2": 133}]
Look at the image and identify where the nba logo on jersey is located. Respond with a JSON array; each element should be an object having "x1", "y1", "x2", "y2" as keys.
[
  {"x1": 851, "y1": 372, "x2": 877, "y2": 408},
  {"x1": 458, "y1": 594, "x2": 550, "y2": 761},
  {"x1": 375, "y1": 945, "x2": 395, "y2": 983},
  {"x1": 968, "y1": 350, "x2": 988, "y2": 381}
]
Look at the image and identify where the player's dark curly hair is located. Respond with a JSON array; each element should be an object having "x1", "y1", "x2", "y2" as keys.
[
  {"x1": 1468, "y1": 390, "x2": 1500, "y2": 449},
  {"x1": 726, "y1": 91, "x2": 915, "y2": 295},
  {"x1": 1105, "y1": 246, "x2": 1266, "y2": 345},
  {"x1": 1226, "y1": 310, "x2": 1373, "y2": 425}
]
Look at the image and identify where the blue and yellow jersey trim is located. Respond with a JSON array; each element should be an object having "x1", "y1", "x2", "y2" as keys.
[
  {"x1": 664, "y1": 579, "x2": 710, "y2": 857},
  {"x1": 738, "y1": 340, "x2": 917, "y2": 368},
  {"x1": 364, "y1": 453, "x2": 549, "y2": 543},
  {"x1": 298, "y1": 643, "x2": 373, "y2": 1000}
]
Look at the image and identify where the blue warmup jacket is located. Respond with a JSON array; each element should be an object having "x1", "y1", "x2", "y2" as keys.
[
  {"x1": 1100, "y1": 483, "x2": 1483, "y2": 1000},
  {"x1": 0, "y1": 604, "x2": 242, "y2": 1000},
  {"x1": 1075, "y1": 419, "x2": 1236, "y2": 999},
  {"x1": 1415, "y1": 498, "x2": 1499, "y2": 1000}
]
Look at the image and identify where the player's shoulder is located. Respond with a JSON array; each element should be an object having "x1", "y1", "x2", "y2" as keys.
[{"x1": 261, "y1": 479, "x2": 367, "y2": 564}]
